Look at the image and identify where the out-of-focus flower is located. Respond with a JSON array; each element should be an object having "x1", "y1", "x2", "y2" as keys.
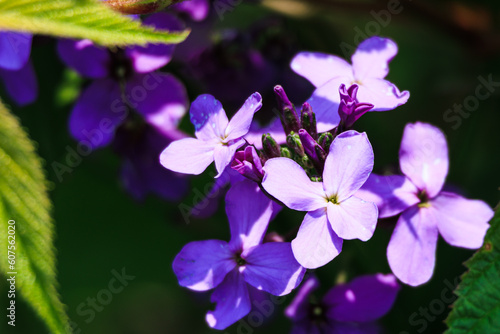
[
  {"x1": 291, "y1": 36, "x2": 409, "y2": 132},
  {"x1": 262, "y1": 131, "x2": 378, "y2": 269},
  {"x1": 357, "y1": 122, "x2": 493, "y2": 286},
  {"x1": 285, "y1": 274, "x2": 400, "y2": 334},
  {"x1": 0, "y1": 31, "x2": 37, "y2": 105},
  {"x1": 173, "y1": 180, "x2": 305, "y2": 330}
]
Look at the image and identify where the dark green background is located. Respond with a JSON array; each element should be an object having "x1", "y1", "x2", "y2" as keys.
[{"x1": 1, "y1": 0, "x2": 500, "y2": 333}]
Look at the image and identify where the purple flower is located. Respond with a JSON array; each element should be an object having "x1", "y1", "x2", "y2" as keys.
[
  {"x1": 170, "y1": 0, "x2": 210, "y2": 22},
  {"x1": 173, "y1": 180, "x2": 305, "y2": 330},
  {"x1": 231, "y1": 146, "x2": 264, "y2": 183},
  {"x1": 357, "y1": 122, "x2": 493, "y2": 286},
  {"x1": 338, "y1": 84, "x2": 374, "y2": 129},
  {"x1": 160, "y1": 92, "x2": 262, "y2": 177},
  {"x1": 291, "y1": 36, "x2": 409, "y2": 132},
  {"x1": 0, "y1": 32, "x2": 37, "y2": 105},
  {"x1": 285, "y1": 274, "x2": 400, "y2": 334},
  {"x1": 262, "y1": 131, "x2": 378, "y2": 269},
  {"x1": 57, "y1": 13, "x2": 187, "y2": 149}
]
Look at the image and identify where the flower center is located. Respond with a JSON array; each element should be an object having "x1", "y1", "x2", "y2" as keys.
[
  {"x1": 327, "y1": 195, "x2": 339, "y2": 204},
  {"x1": 234, "y1": 253, "x2": 246, "y2": 266},
  {"x1": 417, "y1": 190, "x2": 431, "y2": 208}
]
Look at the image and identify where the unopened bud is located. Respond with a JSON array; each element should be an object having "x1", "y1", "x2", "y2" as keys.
[
  {"x1": 274, "y1": 85, "x2": 300, "y2": 135},
  {"x1": 286, "y1": 132, "x2": 304, "y2": 157},
  {"x1": 280, "y1": 147, "x2": 292, "y2": 158},
  {"x1": 318, "y1": 132, "x2": 333, "y2": 152},
  {"x1": 262, "y1": 133, "x2": 281, "y2": 159},
  {"x1": 300, "y1": 103, "x2": 317, "y2": 139},
  {"x1": 299, "y1": 129, "x2": 325, "y2": 174}
]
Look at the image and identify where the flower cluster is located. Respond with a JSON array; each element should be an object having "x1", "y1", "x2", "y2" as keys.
[{"x1": 161, "y1": 36, "x2": 494, "y2": 331}]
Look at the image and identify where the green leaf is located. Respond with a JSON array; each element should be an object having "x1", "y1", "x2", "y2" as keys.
[
  {"x1": 0, "y1": 100, "x2": 70, "y2": 334},
  {"x1": 0, "y1": 0, "x2": 189, "y2": 46},
  {"x1": 446, "y1": 208, "x2": 500, "y2": 333}
]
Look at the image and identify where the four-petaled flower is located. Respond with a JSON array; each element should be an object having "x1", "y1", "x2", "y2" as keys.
[
  {"x1": 173, "y1": 180, "x2": 305, "y2": 330},
  {"x1": 357, "y1": 122, "x2": 493, "y2": 286},
  {"x1": 291, "y1": 36, "x2": 409, "y2": 132},
  {"x1": 262, "y1": 131, "x2": 378, "y2": 269},
  {"x1": 285, "y1": 274, "x2": 400, "y2": 334},
  {"x1": 160, "y1": 92, "x2": 262, "y2": 177}
]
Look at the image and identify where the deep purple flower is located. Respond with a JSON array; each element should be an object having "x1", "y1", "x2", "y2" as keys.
[
  {"x1": 262, "y1": 131, "x2": 378, "y2": 269},
  {"x1": 291, "y1": 36, "x2": 409, "y2": 132},
  {"x1": 57, "y1": 13, "x2": 187, "y2": 149},
  {"x1": 231, "y1": 146, "x2": 264, "y2": 183},
  {"x1": 357, "y1": 122, "x2": 493, "y2": 286},
  {"x1": 170, "y1": 0, "x2": 210, "y2": 22},
  {"x1": 338, "y1": 84, "x2": 374, "y2": 129},
  {"x1": 113, "y1": 122, "x2": 188, "y2": 201},
  {"x1": 173, "y1": 180, "x2": 305, "y2": 330},
  {"x1": 160, "y1": 93, "x2": 262, "y2": 177},
  {"x1": 285, "y1": 274, "x2": 400, "y2": 334},
  {"x1": 0, "y1": 31, "x2": 37, "y2": 105}
]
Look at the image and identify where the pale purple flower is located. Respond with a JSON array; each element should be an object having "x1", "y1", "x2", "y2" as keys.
[
  {"x1": 285, "y1": 274, "x2": 400, "y2": 334},
  {"x1": 357, "y1": 122, "x2": 493, "y2": 286},
  {"x1": 291, "y1": 36, "x2": 409, "y2": 132},
  {"x1": 0, "y1": 31, "x2": 37, "y2": 105},
  {"x1": 57, "y1": 13, "x2": 187, "y2": 149},
  {"x1": 173, "y1": 180, "x2": 305, "y2": 330},
  {"x1": 160, "y1": 92, "x2": 262, "y2": 177},
  {"x1": 262, "y1": 131, "x2": 378, "y2": 269}
]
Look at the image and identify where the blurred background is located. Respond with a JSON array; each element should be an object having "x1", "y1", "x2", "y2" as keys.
[{"x1": 1, "y1": 0, "x2": 500, "y2": 333}]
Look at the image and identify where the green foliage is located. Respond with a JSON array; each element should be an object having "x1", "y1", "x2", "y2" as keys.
[
  {"x1": 446, "y1": 208, "x2": 500, "y2": 333},
  {"x1": 0, "y1": 101, "x2": 70, "y2": 334},
  {"x1": 0, "y1": 0, "x2": 189, "y2": 46}
]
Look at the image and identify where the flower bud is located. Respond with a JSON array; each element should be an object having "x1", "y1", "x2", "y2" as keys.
[
  {"x1": 262, "y1": 133, "x2": 281, "y2": 159},
  {"x1": 299, "y1": 129, "x2": 325, "y2": 174},
  {"x1": 280, "y1": 147, "x2": 292, "y2": 158},
  {"x1": 286, "y1": 131, "x2": 304, "y2": 157},
  {"x1": 274, "y1": 85, "x2": 300, "y2": 135},
  {"x1": 300, "y1": 102, "x2": 317, "y2": 139},
  {"x1": 318, "y1": 132, "x2": 333, "y2": 152},
  {"x1": 338, "y1": 84, "x2": 374, "y2": 129}
]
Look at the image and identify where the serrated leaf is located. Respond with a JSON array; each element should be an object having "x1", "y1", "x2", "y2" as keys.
[
  {"x1": 446, "y1": 208, "x2": 500, "y2": 334},
  {"x1": 0, "y1": 0, "x2": 189, "y2": 46},
  {"x1": 0, "y1": 100, "x2": 70, "y2": 334}
]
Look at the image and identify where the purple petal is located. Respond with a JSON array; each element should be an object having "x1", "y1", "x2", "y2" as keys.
[
  {"x1": 356, "y1": 174, "x2": 419, "y2": 218},
  {"x1": 206, "y1": 270, "x2": 251, "y2": 330},
  {"x1": 326, "y1": 196, "x2": 378, "y2": 241},
  {"x1": 242, "y1": 242, "x2": 305, "y2": 296},
  {"x1": 262, "y1": 158, "x2": 326, "y2": 212},
  {"x1": 323, "y1": 131, "x2": 374, "y2": 201},
  {"x1": 225, "y1": 92, "x2": 262, "y2": 140},
  {"x1": 125, "y1": 13, "x2": 185, "y2": 73},
  {"x1": 231, "y1": 146, "x2": 264, "y2": 182},
  {"x1": 57, "y1": 39, "x2": 109, "y2": 79},
  {"x1": 432, "y1": 192, "x2": 492, "y2": 249},
  {"x1": 160, "y1": 137, "x2": 215, "y2": 174},
  {"x1": 290, "y1": 52, "x2": 353, "y2": 88},
  {"x1": 292, "y1": 208, "x2": 343, "y2": 269},
  {"x1": 324, "y1": 273, "x2": 400, "y2": 322},
  {"x1": 172, "y1": 240, "x2": 236, "y2": 291},
  {"x1": 285, "y1": 276, "x2": 320, "y2": 321},
  {"x1": 69, "y1": 79, "x2": 123, "y2": 149},
  {"x1": 0, "y1": 60, "x2": 37, "y2": 106},
  {"x1": 387, "y1": 206, "x2": 439, "y2": 286},
  {"x1": 351, "y1": 37, "x2": 398, "y2": 80},
  {"x1": 190, "y1": 94, "x2": 228, "y2": 141},
  {"x1": 171, "y1": 0, "x2": 210, "y2": 21},
  {"x1": 213, "y1": 139, "x2": 245, "y2": 177},
  {"x1": 0, "y1": 32, "x2": 32, "y2": 71},
  {"x1": 399, "y1": 122, "x2": 449, "y2": 198},
  {"x1": 355, "y1": 78, "x2": 409, "y2": 111},
  {"x1": 226, "y1": 180, "x2": 274, "y2": 252},
  {"x1": 125, "y1": 73, "x2": 188, "y2": 131}
]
